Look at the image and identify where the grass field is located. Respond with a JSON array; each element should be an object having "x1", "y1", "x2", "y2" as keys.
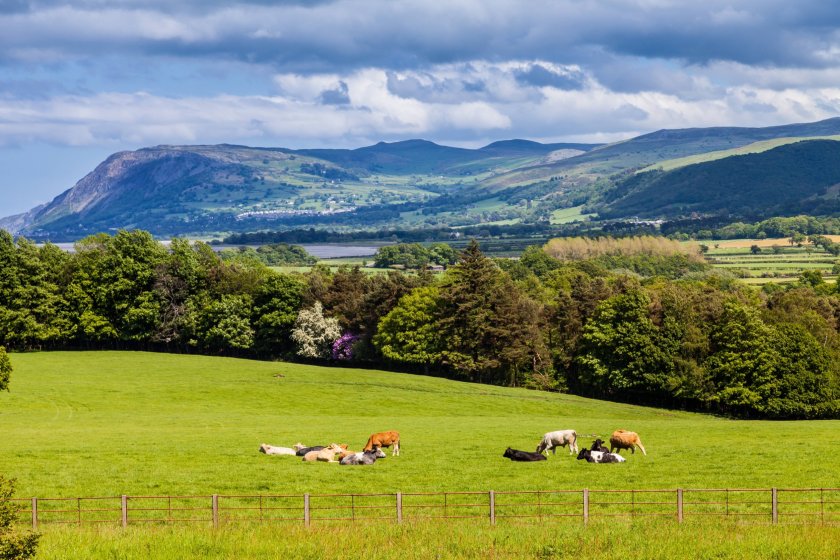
[
  {"x1": 3, "y1": 351, "x2": 839, "y2": 558},
  {"x1": 701, "y1": 238, "x2": 839, "y2": 283},
  {"x1": 3, "y1": 351, "x2": 838, "y2": 497}
]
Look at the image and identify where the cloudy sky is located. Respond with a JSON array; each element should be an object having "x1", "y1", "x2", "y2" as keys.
[{"x1": 3, "y1": 0, "x2": 840, "y2": 215}]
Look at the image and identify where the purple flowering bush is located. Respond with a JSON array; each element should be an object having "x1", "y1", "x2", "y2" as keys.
[{"x1": 332, "y1": 333, "x2": 359, "y2": 361}]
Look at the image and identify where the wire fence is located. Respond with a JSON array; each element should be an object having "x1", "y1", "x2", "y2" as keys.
[{"x1": 12, "y1": 488, "x2": 840, "y2": 529}]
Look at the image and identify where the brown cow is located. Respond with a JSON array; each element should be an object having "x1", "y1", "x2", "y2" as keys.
[
  {"x1": 609, "y1": 430, "x2": 647, "y2": 456},
  {"x1": 363, "y1": 431, "x2": 400, "y2": 456}
]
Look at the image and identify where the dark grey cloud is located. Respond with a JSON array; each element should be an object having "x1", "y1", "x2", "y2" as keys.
[
  {"x1": 4, "y1": 0, "x2": 840, "y2": 75},
  {"x1": 318, "y1": 80, "x2": 349, "y2": 105}
]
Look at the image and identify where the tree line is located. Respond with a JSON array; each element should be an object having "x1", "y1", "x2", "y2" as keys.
[{"x1": 1, "y1": 229, "x2": 837, "y2": 419}]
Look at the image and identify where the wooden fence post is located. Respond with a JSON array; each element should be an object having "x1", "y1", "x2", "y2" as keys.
[
  {"x1": 583, "y1": 488, "x2": 589, "y2": 524},
  {"x1": 489, "y1": 490, "x2": 495, "y2": 525},
  {"x1": 771, "y1": 488, "x2": 778, "y2": 524},
  {"x1": 121, "y1": 495, "x2": 128, "y2": 528},
  {"x1": 31, "y1": 498, "x2": 37, "y2": 531},
  {"x1": 677, "y1": 489, "x2": 683, "y2": 523},
  {"x1": 304, "y1": 494, "x2": 310, "y2": 527},
  {"x1": 212, "y1": 495, "x2": 219, "y2": 528},
  {"x1": 396, "y1": 492, "x2": 402, "y2": 524}
]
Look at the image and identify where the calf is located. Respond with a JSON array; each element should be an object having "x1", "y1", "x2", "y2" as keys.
[{"x1": 503, "y1": 447, "x2": 547, "y2": 462}]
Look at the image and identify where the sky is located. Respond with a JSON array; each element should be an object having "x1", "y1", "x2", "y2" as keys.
[{"x1": 3, "y1": 0, "x2": 840, "y2": 216}]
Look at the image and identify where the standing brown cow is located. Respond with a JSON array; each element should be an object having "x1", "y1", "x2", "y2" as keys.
[
  {"x1": 609, "y1": 430, "x2": 647, "y2": 456},
  {"x1": 364, "y1": 431, "x2": 400, "y2": 456}
]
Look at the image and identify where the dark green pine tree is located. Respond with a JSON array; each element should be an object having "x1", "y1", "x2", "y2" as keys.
[{"x1": 436, "y1": 240, "x2": 547, "y2": 385}]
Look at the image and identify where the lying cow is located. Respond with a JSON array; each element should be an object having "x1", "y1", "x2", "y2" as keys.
[
  {"x1": 610, "y1": 430, "x2": 647, "y2": 456},
  {"x1": 364, "y1": 431, "x2": 400, "y2": 456},
  {"x1": 302, "y1": 443, "x2": 345, "y2": 462},
  {"x1": 577, "y1": 448, "x2": 626, "y2": 463},
  {"x1": 295, "y1": 446, "x2": 325, "y2": 456},
  {"x1": 590, "y1": 439, "x2": 609, "y2": 453},
  {"x1": 338, "y1": 448, "x2": 385, "y2": 461},
  {"x1": 536, "y1": 430, "x2": 578, "y2": 455},
  {"x1": 503, "y1": 447, "x2": 547, "y2": 462},
  {"x1": 339, "y1": 450, "x2": 381, "y2": 465},
  {"x1": 259, "y1": 444, "x2": 296, "y2": 456}
]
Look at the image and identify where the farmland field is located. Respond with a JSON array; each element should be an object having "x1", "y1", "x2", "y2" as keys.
[
  {"x1": 702, "y1": 238, "x2": 838, "y2": 283},
  {"x1": 2, "y1": 351, "x2": 839, "y2": 558}
]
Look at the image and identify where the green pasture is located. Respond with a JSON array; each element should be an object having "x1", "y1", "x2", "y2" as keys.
[
  {"x1": 2, "y1": 351, "x2": 838, "y2": 500},
  {"x1": 33, "y1": 520, "x2": 840, "y2": 560},
  {"x1": 4, "y1": 351, "x2": 840, "y2": 559},
  {"x1": 549, "y1": 205, "x2": 595, "y2": 224},
  {"x1": 703, "y1": 241, "x2": 839, "y2": 281}
]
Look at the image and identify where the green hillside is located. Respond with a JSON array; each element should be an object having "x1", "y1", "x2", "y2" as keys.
[
  {"x1": 1, "y1": 351, "x2": 837, "y2": 500},
  {"x1": 640, "y1": 135, "x2": 840, "y2": 173},
  {"x1": 601, "y1": 139, "x2": 840, "y2": 219}
]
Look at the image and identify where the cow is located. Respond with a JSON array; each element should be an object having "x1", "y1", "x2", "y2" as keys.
[
  {"x1": 339, "y1": 447, "x2": 386, "y2": 461},
  {"x1": 296, "y1": 445, "x2": 325, "y2": 456},
  {"x1": 536, "y1": 430, "x2": 578, "y2": 455},
  {"x1": 302, "y1": 443, "x2": 345, "y2": 462},
  {"x1": 258, "y1": 444, "x2": 296, "y2": 456},
  {"x1": 590, "y1": 439, "x2": 609, "y2": 453},
  {"x1": 364, "y1": 431, "x2": 400, "y2": 456},
  {"x1": 576, "y1": 448, "x2": 626, "y2": 463},
  {"x1": 295, "y1": 445, "x2": 326, "y2": 457},
  {"x1": 610, "y1": 430, "x2": 647, "y2": 456},
  {"x1": 503, "y1": 447, "x2": 547, "y2": 462},
  {"x1": 339, "y1": 450, "x2": 381, "y2": 465}
]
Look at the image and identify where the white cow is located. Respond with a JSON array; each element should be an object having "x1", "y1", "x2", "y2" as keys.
[
  {"x1": 259, "y1": 444, "x2": 297, "y2": 456},
  {"x1": 536, "y1": 430, "x2": 579, "y2": 455}
]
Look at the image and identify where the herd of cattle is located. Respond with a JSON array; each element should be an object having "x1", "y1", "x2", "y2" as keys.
[
  {"x1": 259, "y1": 430, "x2": 400, "y2": 465},
  {"x1": 259, "y1": 428, "x2": 645, "y2": 466},
  {"x1": 504, "y1": 429, "x2": 647, "y2": 464}
]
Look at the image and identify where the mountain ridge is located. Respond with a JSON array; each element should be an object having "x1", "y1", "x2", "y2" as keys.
[{"x1": 6, "y1": 117, "x2": 840, "y2": 239}]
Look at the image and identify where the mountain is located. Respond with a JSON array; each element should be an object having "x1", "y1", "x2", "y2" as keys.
[
  {"x1": 599, "y1": 139, "x2": 840, "y2": 219},
  {"x1": 1, "y1": 140, "x2": 601, "y2": 239},
  {"x1": 6, "y1": 117, "x2": 840, "y2": 240}
]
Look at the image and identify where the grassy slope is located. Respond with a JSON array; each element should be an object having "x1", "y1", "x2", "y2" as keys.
[
  {"x1": 2, "y1": 351, "x2": 838, "y2": 500},
  {"x1": 640, "y1": 136, "x2": 840, "y2": 172}
]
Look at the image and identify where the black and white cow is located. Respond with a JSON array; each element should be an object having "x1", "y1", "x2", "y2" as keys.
[{"x1": 576, "y1": 448, "x2": 626, "y2": 463}]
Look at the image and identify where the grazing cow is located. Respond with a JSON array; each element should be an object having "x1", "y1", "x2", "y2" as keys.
[
  {"x1": 302, "y1": 443, "x2": 344, "y2": 462},
  {"x1": 590, "y1": 439, "x2": 609, "y2": 453},
  {"x1": 364, "y1": 431, "x2": 400, "y2": 456},
  {"x1": 576, "y1": 449, "x2": 626, "y2": 463},
  {"x1": 258, "y1": 444, "x2": 296, "y2": 456},
  {"x1": 503, "y1": 447, "x2": 547, "y2": 462},
  {"x1": 339, "y1": 450, "x2": 380, "y2": 465},
  {"x1": 536, "y1": 430, "x2": 578, "y2": 455},
  {"x1": 609, "y1": 430, "x2": 647, "y2": 456}
]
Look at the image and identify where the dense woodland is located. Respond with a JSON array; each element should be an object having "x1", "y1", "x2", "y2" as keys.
[{"x1": 1, "y1": 229, "x2": 838, "y2": 419}]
